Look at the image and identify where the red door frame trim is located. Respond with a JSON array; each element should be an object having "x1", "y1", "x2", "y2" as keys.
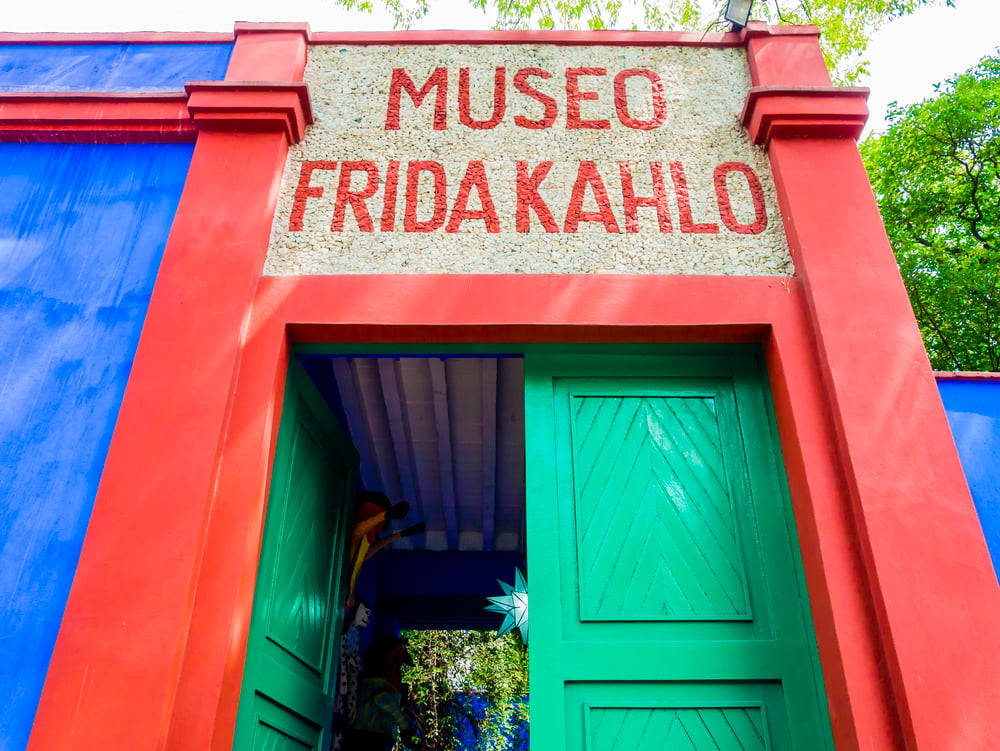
[
  {"x1": 26, "y1": 23, "x2": 1000, "y2": 751},
  {"x1": 186, "y1": 271, "x2": 887, "y2": 751}
]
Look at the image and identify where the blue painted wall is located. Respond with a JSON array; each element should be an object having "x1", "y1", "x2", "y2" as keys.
[
  {"x1": 938, "y1": 379, "x2": 1000, "y2": 580},
  {"x1": 0, "y1": 43, "x2": 231, "y2": 92},
  {"x1": 455, "y1": 693, "x2": 529, "y2": 751},
  {"x1": 0, "y1": 142, "x2": 194, "y2": 751}
]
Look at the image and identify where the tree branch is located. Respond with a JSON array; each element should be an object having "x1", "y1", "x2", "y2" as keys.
[{"x1": 909, "y1": 279, "x2": 963, "y2": 370}]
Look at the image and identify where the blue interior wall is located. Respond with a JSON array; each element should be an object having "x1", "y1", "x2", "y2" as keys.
[
  {"x1": 0, "y1": 43, "x2": 231, "y2": 92},
  {"x1": 0, "y1": 142, "x2": 194, "y2": 751},
  {"x1": 938, "y1": 379, "x2": 1000, "y2": 580}
]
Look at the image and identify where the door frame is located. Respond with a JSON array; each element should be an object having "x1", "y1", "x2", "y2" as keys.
[
  {"x1": 37, "y1": 274, "x2": 897, "y2": 751},
  {"x1": 176, "y1": 273, "x2": 885, "y2": 751},
  {"x1": 232, "y1": 342, "x2": 836, "y2": 750}
]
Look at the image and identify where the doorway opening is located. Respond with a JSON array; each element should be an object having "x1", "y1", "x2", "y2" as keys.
[
  {"x1": 301, "y1": 351, "x2": 530, "y2": 751},
  {"x1": 301, "y1": 352, "x2": 526, "y2": 561},
  {"x1": 231, "y1": 346, "x2": 836, "y2": 751}
]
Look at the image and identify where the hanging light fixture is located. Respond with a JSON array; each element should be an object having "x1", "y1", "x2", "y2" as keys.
[{"x1": 724, "y1": 0, "x2": 755, "y2": 29}]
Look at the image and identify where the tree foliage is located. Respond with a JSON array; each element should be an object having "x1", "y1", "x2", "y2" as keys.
[
  {"x1": 861, "y1": 51, "x2": 1000, "y2": 371},
  {"x1": 402, "y1": 630, "x2": 529, "y2": 750},
  {"x1": 335, "y1": 0, "x2": 950, "y2": 83}
]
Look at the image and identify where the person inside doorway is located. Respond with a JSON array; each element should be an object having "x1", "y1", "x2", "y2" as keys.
[
  {"x1": 333, "y1": 599, "x2": 374, "y2": 751},
  {"x1": 344, "y1": 635, "x2": 415, "y2": 751}
]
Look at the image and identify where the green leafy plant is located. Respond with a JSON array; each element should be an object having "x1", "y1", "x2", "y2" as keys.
[
  {"x1": 862, "y1": 51, "x2": 1000, "y2": 371},
  {"x1": 332, "y1": 0, "x2": 952, "y2": 83},
  {"x1": 401, "y1": 630, "x2": 529, "y2": 750}
]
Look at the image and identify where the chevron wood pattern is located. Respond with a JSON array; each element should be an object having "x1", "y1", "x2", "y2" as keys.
[
  {"x1": 589, "y1": 706, "x2": 766, "y2": 751},
  {"x1": 526, "y1": 355, "x2": 834, "y2": 751},
  {"x1": 572, "y1": 395, "x2": 749, "y2": 621}
]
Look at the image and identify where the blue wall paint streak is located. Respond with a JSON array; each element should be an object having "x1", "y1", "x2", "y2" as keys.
[
  {"x1": 0, "y1": 142, "x2": 193, "y2": 751},
  {"x1": 455, "y1": 693, "x2": 529, "y2": 751},
  {"x1": 0, "y1": 44, "x2": 231, "y2": 92},
  {"x1": 939, "y1": 379, "x2": 1000, "y2": 580}
]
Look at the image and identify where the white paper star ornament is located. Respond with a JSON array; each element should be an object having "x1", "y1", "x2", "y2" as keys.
[{"x1": 485, "y1": 567, "x2": 528, "y2": 643}]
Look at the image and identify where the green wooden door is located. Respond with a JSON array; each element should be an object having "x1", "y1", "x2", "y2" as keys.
[
  {"x1": 525, "y1": 354, "x2": 833, "y2": 751},
  {"x1": 233, "y1": 360, "x2": 359, "y2": 751}
]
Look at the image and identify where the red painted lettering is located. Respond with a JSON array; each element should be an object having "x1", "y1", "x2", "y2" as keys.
[
  {"x1": 289, "y1": 160, "x2": 337, "y2": 231},
  {"x1": 404, "y1": 161, "x2": 448, "y2": 232},
  {"x1": 564, "y1": 161, "x2": 620, "y2": 233},
  {"x1": 670, "y1": 162, "x2": 719, "y2": 234},
  {"x1": 620, "y1": 162, "x2": 672, "y2": 233},
  {"x1": 516, "y1": 161, "x2": 558, "y2": 233},
  {"x1": 513, "y1": 68, "x2": 557, "y2": 129},
  {"x1": 331, "y1": 161, "x2": 379, "y2": 232},
  {"x1": 614, "y1": 69, "x2": 667, "y2": 130},
  {"x1": 385, "y1": 67, "x2": 448, "y2": 130},
  {"x1": 566, "y1": 68, "x2": 610, "y2": 130},
  {"x1": 380, "y1": 161, "x2": 401, "y2": 232},
  {"x1": 459, "y1": 68, "x2": 506, "y2": 130},
  {"x1": 446, "y1": 161, "x2": 500, "y2": 232},
  {"x1": 714, "y1": 162, "x2": 768, "y2": 235}
]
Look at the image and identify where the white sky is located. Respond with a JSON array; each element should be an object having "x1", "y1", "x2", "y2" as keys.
[
  {"x1": 863, "y1": 0, "x2": 999, "y2": 134},
  {"x1": 3, "y1": 0, "x2": 998, "y2": 135}
]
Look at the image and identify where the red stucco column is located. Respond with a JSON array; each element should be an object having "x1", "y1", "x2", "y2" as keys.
[
  {"x1": 28, "y1": 24, "x2": 312, "y2": 751},
  {"x1": 743, "y1": 23, "x2": 1000, "y2": 750}
]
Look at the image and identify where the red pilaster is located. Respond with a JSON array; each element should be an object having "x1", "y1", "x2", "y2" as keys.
[
  {"x1": 228, "y1": 22, "x2": 311, "y2": 81},
  {"x1": 743, "y1": 23, "x2": 831, "y2": 87},
  {"x1": 744, "y1": 25, "x2": 1000, "y2": 750},
  {"x1": 28, "y1": 26, "x2": 311, "y2": 751}
]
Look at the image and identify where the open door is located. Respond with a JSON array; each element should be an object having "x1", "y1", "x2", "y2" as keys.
[
  {"x1": 233, "y1": 360, "x2": 359, "y2": 750},
  {"x1": 525, "y1": 353, "x2": 834, "y2": 750}
]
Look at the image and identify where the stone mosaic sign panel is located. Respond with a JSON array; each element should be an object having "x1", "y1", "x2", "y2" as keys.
[{"x1": 266, "y1": 44, "x2": 794, "y2": 275}]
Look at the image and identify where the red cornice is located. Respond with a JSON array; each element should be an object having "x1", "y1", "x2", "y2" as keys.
[
  {"x1": 740, "y1": 86, "x2": 870, "y2": 145},
  {"x1": 307, "y1": 22, "x2": 816, "y2": 46},
  {"x1": 741, "y1": 21, "x2": 821, "y2": 39},
  {"x1": 233, "y1": 22, "x2": 311, "y2": 39},
  {"x1": 0, "y1": 83, "x2": 313, "y2": 144},
  {"x1": 0, "y1": 92, "x2": 195, "y2": 143},
  {"x1": 935, "y1": 371, "x2": 1000, "y2": 381},
  {"x1": 185, "y1": 81, "x2": 312, "y2": 143},
  {"x1": 0, "y1": 32, "x2": 234, "y2": 44},
  {"x1": 307, "y1": 28, "x2": 743, "y2": 46}
]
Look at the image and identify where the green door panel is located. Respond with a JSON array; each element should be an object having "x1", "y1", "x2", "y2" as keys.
[
  {"x1": 525, "y1": 354, "x2": 833, "y2": 751},
  {"x1": 569, "y1": 384, "x2": 750, "y2": 621},
  {"x1": 233, "y1": 360, "x2": 360, "y2": 751},
  {"x1": 250, "y1": 695, "x2": 320, "y2": 751},
  {"x1": 568, "y1": 682, "x2": 788, "y2": 751},
  {"x1": 589, "y1": 707, "x2": 765, "y2": 751}
]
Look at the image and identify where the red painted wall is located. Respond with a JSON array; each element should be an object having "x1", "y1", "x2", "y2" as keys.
[{"x1": 18, "y1": 23, "x2": 1000, "y2": 751}]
